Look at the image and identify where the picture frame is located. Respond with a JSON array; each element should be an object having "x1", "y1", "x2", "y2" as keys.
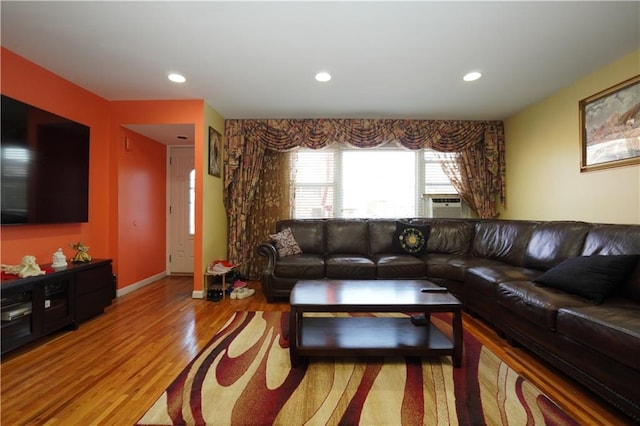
[
  {"x1": 208, "y1": 126, "x2": 221, "y2": 177},
  {"x1": 579, "y1": 75, "x2": 640, "y2": 172}
]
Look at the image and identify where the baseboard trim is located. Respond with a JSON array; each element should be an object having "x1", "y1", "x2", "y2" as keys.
[{"x1": 117, "y1": 272, "x2": 167, "y2": 298}]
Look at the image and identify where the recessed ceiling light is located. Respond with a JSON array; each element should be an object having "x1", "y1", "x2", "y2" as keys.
[
  {"x1": 315, "y1": 71, "x2": 332, "y2": 82},
  {"x1": 463, "y1": 71, "x2": 482, "y2": 82},
  {"x1": 168, "y1": 73, "x2": 186, "y2": 83}
]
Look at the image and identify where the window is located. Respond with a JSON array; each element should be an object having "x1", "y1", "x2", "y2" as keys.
[
  {"x1": 189, "y1": 169, "x2": 195, "y2": 235},
  {"x1": 291, "y1": 145, "x2": 457, "y2": 218}
]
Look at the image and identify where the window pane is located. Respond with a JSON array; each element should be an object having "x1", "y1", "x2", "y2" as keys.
[
  {"x1": 291, "y1": 150, "x2": 335, "y2": 218},
  {"x1": 341, "y1": 150, "x2": 415, "y2": 218},
  {"x1": 189, "y1": 169, "x2": 195, "y2": 235},
  {"x1": 424, "y1": 150, "x2": 457, "y2": 194}
]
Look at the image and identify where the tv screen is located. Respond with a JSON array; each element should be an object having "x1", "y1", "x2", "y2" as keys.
[{"x1": 1, "y1": 95, "x2": 90, "y2": 225}]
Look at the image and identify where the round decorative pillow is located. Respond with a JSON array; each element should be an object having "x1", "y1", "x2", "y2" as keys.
[{"x1": 398, "y1": 227, "x2": 426, "y2": 254}]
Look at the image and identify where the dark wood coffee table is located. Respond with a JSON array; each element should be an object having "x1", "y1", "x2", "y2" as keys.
[{"x1": 289, "y1": 279, "x2": 463, "y2": 367}]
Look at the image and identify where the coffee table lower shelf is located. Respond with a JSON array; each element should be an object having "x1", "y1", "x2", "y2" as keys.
[{"x1": 290, "y1": 316, "x2": 457, "y2": 366}]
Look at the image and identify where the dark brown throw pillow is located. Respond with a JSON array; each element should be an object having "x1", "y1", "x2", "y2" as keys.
[
  {"x1": 392, "y1": 222, "x2": 430, "y2": 256},
  {"x1": 533, "y1": 255, "x2": 640, "y2": 303}
]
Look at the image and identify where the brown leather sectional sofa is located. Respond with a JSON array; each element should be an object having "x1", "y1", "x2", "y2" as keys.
[{"x1": 258, "y1": 218, "x2": 640, "y2": 420}]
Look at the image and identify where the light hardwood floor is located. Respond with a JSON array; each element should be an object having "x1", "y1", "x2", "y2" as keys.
[{"x1": 0, "y1": 276, "x2": 631, "y2": 425}]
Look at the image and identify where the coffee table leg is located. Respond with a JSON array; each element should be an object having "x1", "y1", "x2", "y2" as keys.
[
  {"x1": 289, "y1": 308, "x2": 299, "y2": 367},
  {"x1": 452, "y1": 308, "x2": 463, "y2": 367}
]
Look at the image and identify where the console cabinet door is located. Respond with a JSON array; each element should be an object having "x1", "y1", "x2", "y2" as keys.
[
  {"x1": 1, "y1": 282, "x2": 37, "y2": 354},
  {"x1": 42, "y1": 273, "x2": 75, "y2": 333},
  {"x1": 75, "y1": 262, "x2": 113, "y2": 323}
]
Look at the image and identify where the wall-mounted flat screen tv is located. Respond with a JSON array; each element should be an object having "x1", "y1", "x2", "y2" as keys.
[{"x1": 1, "y1": 95, "x2": 90, "y2": 225}]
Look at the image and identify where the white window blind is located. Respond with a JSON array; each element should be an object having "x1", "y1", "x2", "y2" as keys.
[
  {"x1": 291, "y1": 150, "x2": 335, "y2": 218},
  {"x1": 424, "y1": 150, "x2": 457, "y2": 194},
  {"x1": 291, "y1": 146, "x2": 457, "y2": 219}
]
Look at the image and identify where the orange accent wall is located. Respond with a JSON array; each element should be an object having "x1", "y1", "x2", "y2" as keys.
[
  {"x1": 1, "y1": 48, "x2": 112, "y2": 266},
  {"x1": 116, "y1": 128, "x2": 167, "y2": 287},
  {"x1": 2, "y1": 48, "x2": 208, "y2": 293}
]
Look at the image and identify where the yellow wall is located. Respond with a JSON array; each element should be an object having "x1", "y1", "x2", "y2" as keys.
[
  {"x1": 201, "y1": 103, "x2": 227, "y2": 285},
  {"x1": 501, "y1": 50, "x2": 640, "y2": 224}
]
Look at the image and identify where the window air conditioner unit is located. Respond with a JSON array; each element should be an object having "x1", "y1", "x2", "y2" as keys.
[{"x1": 425, "y1": 194, "x2": 464, "y2": 218}]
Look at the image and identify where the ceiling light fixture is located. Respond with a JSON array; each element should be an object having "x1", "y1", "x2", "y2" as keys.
[
  {"x1": 315, "y1": 71, "x2": 332, "y2": 82},
  {"x1": 463, "y1": 71, "x2": 482, "y2": 82},
  {"x1": 168, "y1": 73, "x2": 186, "y2": 83}
]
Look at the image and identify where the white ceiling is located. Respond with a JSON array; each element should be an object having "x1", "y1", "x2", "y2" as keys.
[{"x1": 1, "y1": 1, "x2": 639, "y2": 145}]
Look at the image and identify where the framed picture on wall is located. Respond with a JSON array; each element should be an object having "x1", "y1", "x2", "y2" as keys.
[
  {"x1": 580, "y1": 75, "x2": 640, "y2": 172},
  {"x1": 208, "y1": 126, "x2": 221, "y2": 177}
]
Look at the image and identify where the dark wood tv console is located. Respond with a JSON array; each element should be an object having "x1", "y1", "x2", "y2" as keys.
[{"x1": 1, "y1": 259, "x2": 113, "y2": 355}]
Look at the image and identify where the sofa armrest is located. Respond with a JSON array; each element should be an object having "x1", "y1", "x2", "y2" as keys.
[
  {"x1": 257, "y1": 242, "x2": 278, "y2": 302},
  {"x1": 258, "y1": 241, "x2": 278, "y2": 265}
]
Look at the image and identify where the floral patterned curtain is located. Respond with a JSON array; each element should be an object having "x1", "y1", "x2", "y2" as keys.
[
  {"x1": 223, "y1": 120, "x2": 266, "y2": 270},
  {"x1": 244, "y1": 150, "x2": 291, "y2": 279},
  {"x1": 435, "y1": 122, "x2": 505, "y2": 218},
  {"x1": 224, "y1": 119, "x2": 505, "y2": 269}
]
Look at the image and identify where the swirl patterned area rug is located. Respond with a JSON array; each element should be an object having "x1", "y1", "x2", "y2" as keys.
[{"x1": 137, "y1": 311, "x2": 577, "y2": 426}]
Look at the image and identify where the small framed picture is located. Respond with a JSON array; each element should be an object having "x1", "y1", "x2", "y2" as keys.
[
  {"x1": 579, "y1": 75, "x2": 640, "y2": 172},
  {"x1": 208, "y1": 126, "x2": 221, "y2": 177}
]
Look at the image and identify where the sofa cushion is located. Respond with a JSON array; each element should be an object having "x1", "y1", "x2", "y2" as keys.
[
  {"x1": 467, "y1": 265, "x2": 542, "y2": 285},
  {"x1": 465, "y1": 264, "x2": 541, "y2": 324},
  {"x1": 533, "y1": 255, "x2": 640, "y2": 303},
  {"x1": 497, "y1": 281, "x2": 592, "y2": 331},
  {"x1": 472, "y1": 220, "x2": 538, "y2": 266},
  {"x1": 373, "y1": 254, "x2": 426, "y2": 278},
  {"x1": 368, "y1": 220, "x2": 398, "y2": 254},
  {"x1": 422, "y1": 253, "x2": 467, "y2": 282},
  {"x1": 325, "y1": 255, "x2": 376, "y2": 279},
  {"x1": 392, "y1": 222, "x2": 430, "y2": 256},
  {"x1": 269, "y1": 227, "x2": 302, "y2": 257},
  {"x1": 326, "y1": 220, "x2": 369, "y2": 255},
  {"x1": 425, "y1": 220, "x2": 474, "y2": 255},
  {"x1": 274, "y1": 253, "x2": 325, "y2": 279},
  {"x1": 523, "y1": 221, "x2": 591, "y2": 271},
  {"x1": 557, "y1": 300, "x2": 640, "y2": 370},
  {"x1": 423, "y1": 254, "x2": 504, "y2": 282},
  {"x1": 276, "y1": 219, "x2": 325, "y2": 254},
  {"x1": 581, "y1": 224, "x2": 640, "y2": 256}
]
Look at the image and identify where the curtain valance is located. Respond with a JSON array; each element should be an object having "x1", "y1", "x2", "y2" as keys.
[{"x1": 225, "y1": 118, "x2": 493, "y2": 152}]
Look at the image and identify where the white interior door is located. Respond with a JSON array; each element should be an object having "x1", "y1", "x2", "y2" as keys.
[{"x1": 169, "y1": 146, "x2": 194, "y2": 274}]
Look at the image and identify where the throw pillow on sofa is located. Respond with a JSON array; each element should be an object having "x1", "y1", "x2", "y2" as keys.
[
  {"x1": 269, "y1": 227, "x2": 303, "y2": 257},
  {"x1": 533, "y1": 255, "x2": 640, "y2": 303},
  {"x1": 392, "y1": 222, "x2": 430, "y2": 256}
]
